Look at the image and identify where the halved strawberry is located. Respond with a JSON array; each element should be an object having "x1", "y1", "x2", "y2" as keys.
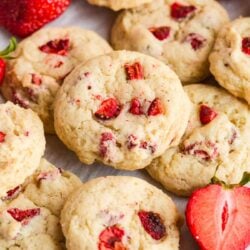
[
  {"x1": 125, "y1": 62, "x2": 144, "y2": 80},
  {"x1": 186, "y1": 176, "x2": 250, "y2": 250},
  {"x1": 7, "y1": 208, "x2": 40, "y2": 222},
  {"x1": 95, "y1": 98, "x2": 121, "y2": 120},
  {"x1": 149, "y1": 26, "x2": 171, "y2": 41},
  {"x1": 200, "y1": 104, "x2": 217, "y2": 125},
  {"x1": 148, "y1": 98, "x2": 165, "y2": 116},
  {"x1": 242, "y1": 37, "x2": 250, "y2": 55},
  {"x1": 171, "y1": 2, "x2": 196, "y2": 21}
]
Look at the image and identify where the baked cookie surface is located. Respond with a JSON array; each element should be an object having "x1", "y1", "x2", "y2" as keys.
[
  {"x1": 0, "y1": 102, "x2": 45, "y2": 198},
  {"x1": 111, "y1": 0, "x2": 229, "y2": 83},
  {"x1": 210, "y1": 17, "x2": 250, "y2": 104},
  {"x1": 1, "y1": 27, "x2": 112, "y2": 133},
  {"x1": 87, "y1": 0, "x2": 153, "y2": 11},
  {"x1": 147, "y1": 84, "x2": 250, "y2": 196},
  {"x1": 0, "y1": 158, "x2": 81, "y2": 250},
  {"x1": 54, "y1": 50, "x2": 191, "y2": 170},
  {"x1": 61, "y1": 176, "x2": 182, "y2": 250}
]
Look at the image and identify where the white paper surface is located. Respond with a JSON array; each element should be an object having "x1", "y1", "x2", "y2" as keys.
[{"x1": 0, "y1": 1, "x2": 250, "y2": 249}]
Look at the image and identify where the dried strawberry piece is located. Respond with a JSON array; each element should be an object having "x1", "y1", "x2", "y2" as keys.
[
  {"x1": 242, "y1": 37, "x2": 250, "y2": 55},
  {"x1": 149, "y1": 26, "x2": 171, "y2": 41},
  {"x1": 100, "y1": 132, "x2": 114, "y2": 157},
  {"x1": 31, "y1": 74, "x2": 42, "y2": 86},
  {"x1": 37, "y1": 169, "x2": 61, "y2": 182},
  {"x1": 185, "y1": 33, "x2": 206, "y2": 50},
  {"x1": 12, "y1": 91, "x2": 29, "y2": 109},
  {"x1": 2, "y1": 186, "x2": 21, "y2": 201},
  {"x1": 140, "y1": 141, "x2": 157, "y2": 154},
  {"x1": 129, "y1": 98, "x2": 143, "y2": 115},
  {"x1": 228, "y1": 129, "x2": 238, "y2": 145},
  {"x1": 200, "y1": 105, "x2": 218, "y2": 125},
  {"x1": 127, "y1": 134, "x2": 138, "y2": 149},
  {"x1": 148, "y1": 98, "x2": 164, "y2": 116},
  {"x1": 0, "y1": 131, "x2": 6, "y2": 143},
  {"x1": 138, "y1": 211, "x2": 167, "y2": 240},
  {"x1": 98, "y1": 225, "x2": 126, "y2": 250},
  {"x1": 7, "y1": 208, "x2": 40, "y2": 222},
  {"x1": 95, "y1": 98, "x2": 121, "y2": 120},
  {"x1": 39, "y1": 39, "x2": 70, "y2": 56},
  {"x1": 125, "y1": 62, "x2": 144, "y2": 80},
  {"x1": 171, "y1": 2, "x2": 196, "y2": 20}
]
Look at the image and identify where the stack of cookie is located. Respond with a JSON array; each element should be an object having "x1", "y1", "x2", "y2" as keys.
[{"x1": 0, "y1": 0, "x2": 250, "y2": 249}]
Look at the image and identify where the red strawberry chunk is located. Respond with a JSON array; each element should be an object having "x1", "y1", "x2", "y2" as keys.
[
  {"x1": 171, "y1": 2, "x2": 196, "y2": 20},
  {"x1": 149, "y1": 26, "x2": 171, "y2": 41},
  {"x1": 12, "y1": 91, "x2": 29, "y2": 109},
  {"x1": 125, "y1": 62, "x2": 144, "y2": 80},
  {"x1": 129, "y1": 98, "x2": 143, "y2": 115},
  {"x1": 242, "y1": 37, "x2": 250, "y2": 55},
  {"x1": 36, "y1": 168, "x2": 61, "y2": 182},
  {"x1": 7, "y1": 208, "x2": 40, "y2": 222},
  {"x1": 138, "y1": 211, "x2": 167, "y2": 240},
  {"x1": 140, "y1": 141, "x2": 157, "y2": 154},
  {"x1": 0, "y1": 58, "x2": 6, "y2": 86},
  {"x1": 98, "y1": 225, "x2": 126, "y2": 250},
  {"x1": 39, "y1": 39, "x2": 70, "y2": 56},
  {"x1": 0, "y1": 131, "x2": 6, "y2": 143},
  {"x1": 127, "y1": 134, "x2": 138, "y2": 150},
  {"x1": 186, "y1": 184, "x2": 250, "y2": 250},
  {"x1": 99, "y1": 132, "x2": 115, "y2": 158},
  {"x1": 200, "y1": 104, "x2": 218, "y2": 125},
  {"x1": 95, "y1": 98, "x2": 121, "y2": 120},
  {"x1": 2, "y1": 186, "x2": 21, "y2": 201},
  {"x1": 148, "y1": 98, "x2": 164, "y2": 116},
  {"x1": 185, "y1": 33, "x2": 206, "y2": 51},
  {"x1": 31, "y1": 74, "x2": 42, "y2": 86}
]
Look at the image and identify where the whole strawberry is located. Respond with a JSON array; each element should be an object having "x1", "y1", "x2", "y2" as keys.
[
  {"x1": 0, "y1": 37, "x2": 17, "y2": 85},
  {"x1": 0, "y1": 0, "x2": 71, "y2": 38},
  {"x1": 186, "y1": 173, "x2": 250, "y2": 250}
]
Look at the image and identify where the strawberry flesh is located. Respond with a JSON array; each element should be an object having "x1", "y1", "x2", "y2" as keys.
[
  {"x1": 0, "y1": 132, "x2": 6, "y2": 143},
  {"x1": 138, "y1": 211, "x2": 167, "y2": 240},
  {"x1": 0, "y1": 59, "x2": 6, "y2": 86},
  {"x1": 185, "y1": 33, "x2": 206, "y2": 50},
  {"x1": 39, "y1": 39, "x2": 70, "y2": 56},
  {"x1": 125, "y1": 62, "x2": 144, "y2": 80},
  {"x1": 3, "y1": 186, "x2": 21, "y2": 200},
  {"x1": 242, "y1": 37, "x2": 250, "y2": 55},
  {"x1": 7, "y1": 208, "x2": 40, "y2": 222},
  {"x1": 99, "y1": 132, "x2": 114, "y2": 158},
  {"x1": 95, "y1": 98, "x2": 121, "y2": 120},
  {"x1": 31, "y1": 74, "x2": 42, "y2": 86},
  {"x1": 148, "y1": 98, "x2": 164, "y2": 116},
  {"x1": 149, "y1": 26, "x2": 171, "y2": 41},
  {"x1": 98, "y1": 225, "x2": 126, "y2": 250},
  {"x1": 0, "y1": 0, "x2": 71, "y2": 38},
  {"x1": 200, "y1": 104, "x2": 218, "y2": 125},
  {"x1": 171, "y1": 2, "x2": 196, "y2": 20},
  {"x1": 129, "y1": 98, "x2": 143, "y2": 115},
  {"x1": 186, "y1": 184, "x2": 250, "y2": 250},
  {"x1": 127, "y1": 134, "x2": 138, "y2": 150}
]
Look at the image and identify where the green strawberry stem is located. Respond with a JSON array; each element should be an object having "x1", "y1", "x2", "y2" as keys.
[
  {"x1": 0, "y1": 37, "x2": 17, "y2": 59},
  {"x1": 211, "y1": 171, "x2": 250, "y2": 189}
]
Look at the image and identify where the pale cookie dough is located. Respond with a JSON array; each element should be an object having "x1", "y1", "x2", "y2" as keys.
[
  {"x1": 0, "y1": 158, "x2": 82, "y2": 250},
  {"x1": 1, "y1": 27, "x2": 112, "y2": 133},
  {"x1": 111, "y1": 0, "x2": 229, "y2": 83},
  {"x1": 87, "y1": 0, "x2": 153, "y2": 11},
  {"x1": 147, "y1": 84, "x2": 250, "y2": 196},
  {"x1": 209, "y1": 17, "x2": 250, "y2": 105},
  {"x1": 61, "y1": 176, "x2": 182, "y2": 250},
  {"x1": 0, "y1": 102, "x2": 45, "y2": 198},
  {"x1": 54, "y1": 50, "x2": 191, "y2": 170}
]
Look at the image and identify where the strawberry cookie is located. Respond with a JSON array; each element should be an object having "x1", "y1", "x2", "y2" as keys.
[
  {"x1": 210, "y1": 18, "x2": 250, "y2": 105},
  {"x1": 147, "y1": 84, "x2": 250, "y2": 196},
  {"x1": 87, "y1": 0, "x2": 153, "y2": 11},
  {"x1": 0, "y1": 102, "x2": 45, "y2": 198},
  {"x1": 61, "y1": 176, "x2": 182, "y2": 250},
  {"x1": 111, "y1": 0, "x2": 229, "y2": 83},
  {"x1": 1, "y1": 27, "x2": 112, "y2": 133},
  {"x1": 54, "y1": 50, "x2": 191, "y2": 170},
  {"x1": 0, "y1": 158, "x2": 81, "y2": 249}
]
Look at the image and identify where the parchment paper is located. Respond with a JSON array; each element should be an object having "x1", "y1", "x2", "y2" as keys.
[{"x1": 0, "y1": 1, "x2": 250, "y2": 249}]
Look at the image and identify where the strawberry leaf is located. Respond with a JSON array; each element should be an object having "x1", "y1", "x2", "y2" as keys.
[{"x1": 0, "y1": 37, "x2": 17, "y2": 59}]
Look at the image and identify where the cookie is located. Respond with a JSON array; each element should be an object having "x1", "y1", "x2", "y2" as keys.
[
  {"x1": 87, "y1": 0, "x2": 153, "y2": 11},
  {"x1": 61, "y1": 176, "x2": 182, "y2": 250},
  {"x1": 0, "y1": 102, "x2": 45, "y2": 198},
  {"x1": 1, "y1": 27, "x2": 112, "y2": 133},
  {"x1": 147, "y1": 84, "x2": 250, "y2": 196},
  {"x1": 0, "y1": 158, "x2": 82, "y2": 249},
  {"x1": 54, "y1": 50, "x2": 191, "y2": 170},
  {"x1": 209, "y1": 17, "x2": 250, "y2": 105},
  {"x1": 111, "y1": 0, "x2": 229, "y2": 83}
]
